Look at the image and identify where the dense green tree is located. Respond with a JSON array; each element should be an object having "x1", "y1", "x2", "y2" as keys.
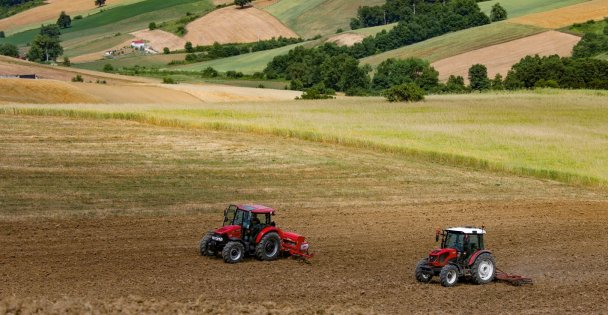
[
  {"x1": 149, "y1": 22, "x2": 157, "y2": 30},
  {"x1": 604, "y1": 25, "x2": 608, "y2": 36},
  {"x1": 372, "y1": 58, "x2": 439, "y2": 91},
  {"x1": 234, "y1": 0, "x2": 251, "y2": 8},
  {"x1": 572, "y1": 33, "x2": 608, "y2": 58},
  {"x1": 0, "y1": 30, "x2": 4, "y2": 38},
  {"x1": 490, "y1": 3, "x2": 507, "y2": 22},
  {"x1": 103, "y1": 63, "x2": 114, "y2": 72},
  {"x1": 184, "y1": 41, "x2": 193, "y2": 53},
  {"x1": 468, "y1": 64, "x2": 491, "y2": 90},
  {"x1": 201, "y1": 66, "x2": 219, "y2": 78},
  {"x1": 0, "y1": 43, "x2": 19, "y2": 57},
  {"x1": 27, "y1": 24, "x2": 63, "y2": 62},
  {"x1": 382, "y1": 83, "x2": 426, "y2": 102},
  {"x1": 445, "y1": 75, "x2": 467, "y2": 92},
  {"x1": 56, "y1": 11, "x2": 71, "y2": 28},
  {"x1": 491, "y1": 73, "x2": 504, "y2": 90},
  {"x1": 163, "y1": 47, "x2": 170, "y2": 54}
]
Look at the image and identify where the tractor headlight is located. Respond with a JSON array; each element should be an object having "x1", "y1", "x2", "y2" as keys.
[
  {"x1": 212, "y1": 236, "x2": 223, "y2": 242},
  {"x1": 300, "y1": 243, "x2": 309, "y2": 251}
]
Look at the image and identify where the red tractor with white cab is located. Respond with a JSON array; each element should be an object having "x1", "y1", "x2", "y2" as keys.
[
  {"x1": 199, "y1": 204, "x2": 313, "y2": 263},
  {"x1": 415, "y1": 226, "x2": 496, "y2": 287}
]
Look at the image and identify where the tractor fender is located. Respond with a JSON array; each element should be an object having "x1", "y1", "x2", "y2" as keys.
[
  {"x1": 468, "y1": 250, "x2": 493, "y2": 266},
  {"x1": 255, "y1": 226, "x2": 283, "y2": 244}
]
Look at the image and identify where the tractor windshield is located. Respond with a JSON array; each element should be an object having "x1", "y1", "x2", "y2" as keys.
[
  {"x1": 224, "y1": 205, "x2": 237, "y2": 226},
  {"x1": 443, "y1": 232, "x2": 464, "y2": 252}
]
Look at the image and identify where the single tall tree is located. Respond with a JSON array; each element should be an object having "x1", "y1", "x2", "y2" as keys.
[
  {"x1": 27, "y1": 24, "x2": 63, "y2": 62},
  {"x1": 490, "y1": 3, "x2": 507, "y2": 22},
  {"x1": 57, "y1": 11, "x2": 72, "y2": 29},
  {"x1": 468, "y1": 64, "x2": 491, "y2": 91}
]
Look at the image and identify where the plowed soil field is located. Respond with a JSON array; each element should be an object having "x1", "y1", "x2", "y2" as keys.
[
  {"x1": 184, "y1": 6, "x2": 297, "y2": 46},
  {"x1": 1, "y1": 114, "x2": 607, "y2": 314},
  {"x1": 432, "y1": 31, "x2": 580, "y2": 81}
]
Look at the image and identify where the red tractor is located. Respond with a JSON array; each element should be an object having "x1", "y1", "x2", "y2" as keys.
[
  {"x1": 415, "y1": 226, "x2": 496, "y2": 287},
  {"x1": 199, "y1": 204, "x2": 313, "y2": 263}
]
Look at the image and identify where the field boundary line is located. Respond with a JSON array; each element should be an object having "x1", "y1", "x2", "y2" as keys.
[{"x1": 1, "y1": 107, "x2": 604, "y2": 188}]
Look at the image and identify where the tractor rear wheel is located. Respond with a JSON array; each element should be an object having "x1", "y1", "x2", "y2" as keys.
[
  {"x1": 199, "y1": 233, "x2": 213, "y2": 256},
  {"x1": 222, "y1": 241, "x2": 244, "y2": 264},
  {"x1": 415, "y1": 259, "x2": 433, "y2": 283},
  {"x1": 470, "y1": 253, "x2": 496, "y2": 284},
  {"x1": 439, "y1": 264, "x2": 459, "y2": 287},
  {"x1": 255, "y1": 232, "x2": 281, "y2": 261}
]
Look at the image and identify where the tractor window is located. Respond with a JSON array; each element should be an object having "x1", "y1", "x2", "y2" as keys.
[
  {"x1": 233, "y1": 210, "x2": 248, "y2": 226},
  {"x1": 444, "y1": 232, "x2": 464, "y2": 251},
  {"x1": 466, "y1": 234, "x2": 481, "y2": 252},
  {"x1": 223, "y1": 205, "x2": 237, "y2": 226}
]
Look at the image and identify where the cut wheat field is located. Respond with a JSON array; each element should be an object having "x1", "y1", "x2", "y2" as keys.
[{"x1": 2, "y1": 90, "x2": 606, "y2": 187}]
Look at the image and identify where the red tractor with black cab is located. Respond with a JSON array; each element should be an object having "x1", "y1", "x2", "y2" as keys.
[
  {"x1": 199, "y1": 204, "x2": 313, "y2": 263},
  {"x1": 415, "y1": 226, "x2": 496, "y2": 287}
]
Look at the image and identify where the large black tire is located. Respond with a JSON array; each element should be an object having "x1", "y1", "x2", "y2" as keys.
[
  {"x1": 470, "y1": 253, "x2": 496, "y2": 284},
  {"x1": 222, "y1": 241, "x2": 245, "y2": 264},
  {"x1": 439, "y1": 264, "x2": 459, "y2": 287},
  {"x1": 199, "y1": 233, "x2": 213, "y2": 256},
  {"x1": 415, "y1": 259, "x2": 433, "y2": 283},
  {"x1": 255, "y1": 232, "x2": 281, "y2": 261}
]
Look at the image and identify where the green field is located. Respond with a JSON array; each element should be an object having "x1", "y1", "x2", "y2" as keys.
[
  {"x1": 361, "y1": 22, "x2": 544, "y2": 67},
  {"x1": 2, "y1": 90, "x2": 607, "y2": 187},
  {"x1": 478, "y1": 0, "x2": 586, "y2": 19},
  {"x1": 170, "y1": 41, "x2": 312, "y2": 74},
  {"x1": 2, "y1": 0, "x2": 214, "y2": 53},
  {"x1": 265, "y1": 0, "x2": 385, "y2": 38},
  {"x1": 74, "y1": 53, "x2": 189, "y2": 71}
]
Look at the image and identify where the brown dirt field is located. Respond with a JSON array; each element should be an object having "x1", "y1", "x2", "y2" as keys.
[
  {"x1": 1, "y1": 115, "x2": 607, "y2": 313},
  {"x1": 130, "y1": 29, "x2": 187, "y2": 52},
  {"x1": 511, "y1": 0, "x2": 608, "y2": 29},
  {"x1": 161, "y1": 83, "x2": 302, "y2": 102},
  {"x1": 0, "y1": 55, "x2": 152, "y2": 84},
  {"x1": 326, "y1": 33, "x2": 366, "y2": 47},
  {"x1": 0, "y1": 0, "x2": 133, "y2": 34},
  {"x1": 76, "y1": 83, "x2": 204, "y2": 104},
  {"x1": 183, "y1": 6, "x2": 298, "y2": 46},
  {"x1": 432, "y1": 31, "x2": 580, "y2": 81},
  {"x1": 0, "y1": 79, "x2": 102, "y2": 104}
]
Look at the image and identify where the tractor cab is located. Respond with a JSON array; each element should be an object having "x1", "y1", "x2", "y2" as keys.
[
  {"x1": 416, "y1": 226, "x2": 496, "y2": 287},
  {"x1": 200, "y1": 204, "x2": 313, "y2": 263}
]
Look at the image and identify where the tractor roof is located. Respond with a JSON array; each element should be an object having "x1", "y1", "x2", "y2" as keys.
[
  {"x1": 446, "y1": 227, "x2": 486, "y2": 234},
  {"x1": 235, "y1": 204, "x2": 275, "y2": 214}
]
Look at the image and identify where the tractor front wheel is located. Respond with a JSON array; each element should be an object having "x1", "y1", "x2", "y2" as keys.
[
  {"x1": 255, "y1": 232, "x2": 281, "y2": 261},
  {"x1": 222, "y1": 241, "x2": 244, "y2": 264},
  {"x1": 415, "y1": 259, "x2": 433, "y2": 283},
  {"x1": 199, "y1": 233, "x2": 213, "y2": 256},
  {"x1": 470, "y1": 253, "x2": 496, "y2": 284},
  {"x1": 439, "y1": 264, "x2": 459, "y2": 287}
]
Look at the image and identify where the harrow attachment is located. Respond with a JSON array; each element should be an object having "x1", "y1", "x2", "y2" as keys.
[{"x1": 495, "y1": 268, "x2": 533, "y2": 286}]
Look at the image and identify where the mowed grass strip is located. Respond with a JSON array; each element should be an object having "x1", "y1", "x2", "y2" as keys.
[
  {"x1": 362, "y1": 22, "x2": 544, "y2": 67},
  {"x1": 2, "y1": 90, "x2": 607, "y2": 187},
  {"x1": 478, "y1": 0, "x2": 586, "y2": 19}
]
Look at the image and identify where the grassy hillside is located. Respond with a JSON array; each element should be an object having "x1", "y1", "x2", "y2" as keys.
[
  {"x1": 362, "y1": 22, "x2": 544, "y2": 67},
  {"x1": 3, "y1": 90, "x2": 607, "y2": 186},
  {"x1": 478, "y1": 0, "x2": 586, "y2": 18},
  {"x1": 74, "y1": 53, "x2": 188, "y2": 71},
  {"x1": 265, "y1": 0, "x2": 385, "y2": 38},
  {"x1": 1, "y1": 0, "x2": 214, "y2": 53}
]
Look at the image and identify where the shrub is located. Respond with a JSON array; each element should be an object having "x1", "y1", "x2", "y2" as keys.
[
  {"x1": 63, "y1": 56, "x2": 71, "y2": 67},
  {"x1": 336, "y1": 28, "x2": 343, "y2": 34},
  {"x1": 0, "y1": 43, "x2": 19, "y2": 58},
  {"x1": 534, "y1": 79, "x2": 559, "y2": 88},
  {"x1": 201, "y1": 67, "x2": 219, "y2": 78},
  {"x1": 163, "y1": 47, "x2": 170, "y2": 54},
  {"x1": 490, "y1": 3, "x2": 507, "y2": 22},
  {"x1": 149, "y1": 22, "x2": 157, "y2": 30},
  {"x1": 73, "y1": 15, "x2": 83, "y2": 20},
  {"x1": 103, "y1": 63, "x2": 114, "y2": 72},
  {"x1": 71, "y1": 74, "x2": 83, "y2": 82},
  {"x1": 226, "y1": 70, "x2": 243, "y2": 78},
  {"x1": 382, "y1": 83, "x2": 425, "y2": 102},
  {"x1": 185, "y1": 41, "x2": 193, "y2": 53},
  {"x1": 468, "y1": 64, "x2": 491, "y2": 91},
  {"x1": 257, "y1": 84, "x2": 265, "y2": 88},
  {"x1": 162, "y1": 77, "x2": 176, "y2": 84},
  {"x1": 298, "y1": 84, "x2": 336, "y2": 100},
  {"x1": 0, "y1": 31, "x2": 5, "y2": 38}
]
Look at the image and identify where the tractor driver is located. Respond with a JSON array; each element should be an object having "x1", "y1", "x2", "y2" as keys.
[{"x1": 249, "y1": 214, "x2": 263, "y2": 239}]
